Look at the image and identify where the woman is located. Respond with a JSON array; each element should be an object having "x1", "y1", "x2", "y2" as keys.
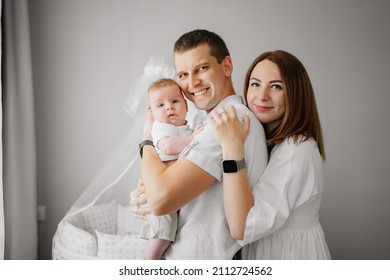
[{"x1": 209, "y1": 50, "x2": 331, "y2": 259}]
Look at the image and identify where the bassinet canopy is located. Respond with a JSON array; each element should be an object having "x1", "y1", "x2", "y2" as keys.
[{"x1": 52, "y1": 56, "x2": 206, "y2": 259}]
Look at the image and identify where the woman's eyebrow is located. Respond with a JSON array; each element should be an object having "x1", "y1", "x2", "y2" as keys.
[
  {"x1": 269, "y1": 80, "x2": 283, "y2": 83},
  {"x1": 250, "y1": 78, "x2": 283, "y2": 83}
]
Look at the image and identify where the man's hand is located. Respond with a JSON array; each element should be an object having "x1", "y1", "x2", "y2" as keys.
[
  {"x1": 130, "y1": 178, "x2": 150, "y2": 220},
  {"x1": 143, "y1": 110, "x2": 154, "y2": 140}
]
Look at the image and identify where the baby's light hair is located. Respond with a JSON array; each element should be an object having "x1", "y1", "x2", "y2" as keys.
[{"x1": 148, "y1": 78, "x2": 181, "y2": 94}]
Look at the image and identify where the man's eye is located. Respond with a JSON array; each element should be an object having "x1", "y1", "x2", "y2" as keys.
[{"x1": 178, "y1": 73, "x2": 188, "y2": 80}]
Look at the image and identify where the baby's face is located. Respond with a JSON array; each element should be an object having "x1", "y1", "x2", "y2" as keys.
[{"x1": 148, "y1": 84, "x2": 188, "y2": 126}]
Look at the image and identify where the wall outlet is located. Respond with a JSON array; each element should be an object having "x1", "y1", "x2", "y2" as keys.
[{"x1": 37, "y1": 205, "x2": 46, "y2": 222}]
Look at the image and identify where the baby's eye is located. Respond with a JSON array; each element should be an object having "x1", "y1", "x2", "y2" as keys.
[{"x1": 157, "y1": 103, "x2": 164, "y2": 108}]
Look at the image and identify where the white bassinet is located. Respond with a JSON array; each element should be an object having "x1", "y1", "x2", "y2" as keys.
[
  {"x1": 53, "y1": 201, "x2": 147, "y2": 259},
  {"x1": 52, "y1": 56, "x2": 205, "y2": 259}
]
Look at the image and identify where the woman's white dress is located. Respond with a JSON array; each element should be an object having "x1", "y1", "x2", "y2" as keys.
[{"x1": 241, "y1": 138, "x2": 331, "y2": 259}]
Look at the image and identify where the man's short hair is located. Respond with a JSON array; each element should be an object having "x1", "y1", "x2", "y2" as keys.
[{"x1": 173, "y1": 29, "x2": 230, "y2": 63}]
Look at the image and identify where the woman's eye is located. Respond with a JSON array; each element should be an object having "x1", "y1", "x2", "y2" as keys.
[
  {"x1": 250, "y1": 82, "x2": 260, "y2": 87},
  {"x1": 271, "y1": 84, "x2": 283, "y2": 90}
]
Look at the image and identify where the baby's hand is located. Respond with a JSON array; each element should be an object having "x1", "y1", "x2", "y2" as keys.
[{"x1": 192, "y1": 123, "x2": 205, "y2": 137}]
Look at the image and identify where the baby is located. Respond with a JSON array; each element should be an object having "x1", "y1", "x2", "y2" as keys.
[{"x1": 140, "y1": 78, "x2": 203, "y2": 259}]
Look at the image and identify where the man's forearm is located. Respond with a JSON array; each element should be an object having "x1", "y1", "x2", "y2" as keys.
[
  {"x1": 141, "y1": 145, "x2": 171, "y2": 215},
  {"x1": 141, "y1": 145, "x2": 216, "y2": 216}
]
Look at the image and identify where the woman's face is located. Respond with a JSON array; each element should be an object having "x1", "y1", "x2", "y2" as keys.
[{"x1": 246, "y1": 59, "x2": 286, "y2": 133}]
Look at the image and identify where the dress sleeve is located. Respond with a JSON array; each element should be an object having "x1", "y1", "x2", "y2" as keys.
[{"x1": 240, "y1": 140, "x2": 321, "y2": 245}]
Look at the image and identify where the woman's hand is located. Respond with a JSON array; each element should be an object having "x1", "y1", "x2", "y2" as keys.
[
  {"x1": 209, "y1": 105, "x2": 250, "y2": 157},
  {"x1": 130, "y1": 178, "x2": 150, "y2": 220}
]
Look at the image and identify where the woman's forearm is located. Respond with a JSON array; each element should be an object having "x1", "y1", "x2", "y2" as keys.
[
  {"x1": 222, "y1": 143, "x2": 254, "y2": 240},
  {"x1": 208, "y1": 105, "x2": 254, "y2": 240},
  {"x1": 223, "y1": 170, "x2": 253, "y2": 240}
]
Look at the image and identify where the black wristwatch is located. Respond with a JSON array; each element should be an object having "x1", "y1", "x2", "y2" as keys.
[
  {"x1": 221, "y1": 158, "x2": 246, "y2": 173},
  {"x1": 139, "y1": 140, "x2": 155, "y2": 158}
]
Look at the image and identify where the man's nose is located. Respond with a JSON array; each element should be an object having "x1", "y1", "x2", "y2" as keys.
[{"x1": 189, "y1": 75, "x2": 200, "y2": 88}]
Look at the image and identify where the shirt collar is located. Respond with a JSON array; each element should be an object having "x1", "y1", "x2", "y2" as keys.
[{"x1": 208, "y1": 95, "x2": 244, "y2": 115}]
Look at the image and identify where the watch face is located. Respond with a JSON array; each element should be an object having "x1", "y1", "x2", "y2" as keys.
[{"x1": 222, "y1": 160, "x2": 238, "y2": 173}]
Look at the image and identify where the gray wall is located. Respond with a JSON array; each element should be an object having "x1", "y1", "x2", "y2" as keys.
[{"x1": 28, "y1": 0, "x2": 390, "y2": 259}]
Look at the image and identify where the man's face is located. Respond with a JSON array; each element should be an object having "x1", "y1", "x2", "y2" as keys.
[{"x1": 174, "y1": 44, "x2": 232, "y2": 112}]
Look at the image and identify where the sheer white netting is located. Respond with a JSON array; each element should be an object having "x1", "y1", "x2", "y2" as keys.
[{"x1": 52, "y1": 56, "x2": 206, "y2": 259}]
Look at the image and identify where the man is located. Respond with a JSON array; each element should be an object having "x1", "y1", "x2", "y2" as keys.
[{"x1": 136, "y1": 29, "x2": 267, "y2": 259}]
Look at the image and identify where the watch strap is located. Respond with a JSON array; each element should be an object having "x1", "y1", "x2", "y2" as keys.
[
  {"x1": 236, "y1": 158, "x2": 246, "y2": 170},
  {"x1": 139, "y1": 140, "x2": 154, "y2": 158}
]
